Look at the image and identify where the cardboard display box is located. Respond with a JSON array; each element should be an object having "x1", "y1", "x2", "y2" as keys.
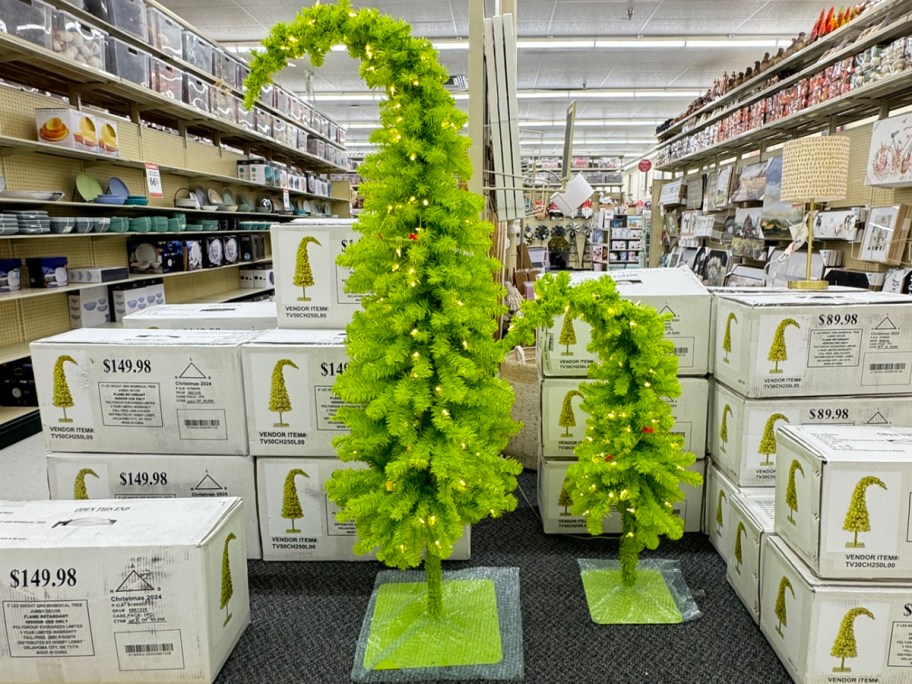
[
  {"x1": 47, "y1": 452, "x2": 261, "y2": 559},
  {"x1": 727, "y1": 490, "x2": 775, "y2": 624},
  {"x1": 541, "y1": 376, "x2": 709, "y2": 459},
  {"x1": 707, "y1": 287, "x2": 787, "y2": 369},
  {"x1": 124, "y1": 301, "x2": 277, "y2": 330},
  {"x1": 710, "y1": 380, "x2": 912, "y2": 487},
  {"x1": 537, "y1": 268, "x2": 711, "y2": 377},
  {"x1": 31, "y1": 328, "x2": 252, "y2": 455},
  {"x1": 760, "y1": 535, "x2": 912, "y2": 684},
  {"x1": 775, "y1": 425, "x2": 912, "y2": 580},
  {"x1": 703, "y1": 463, "x2": 739, "y2": 563},
  {"x1": 270, "y1": 219, "x2": 361, "y2": 328},
  {"x1": 537, "y1": 455, "x2": 704, "y2": 535},
  {"x1": 68, "y1": 286, "x2": 111, "y2": 329},
  {"x1": 0, "y1": 498, "x2": 247, "y2": 684},
  {"x1": 255, "y1": 457, "x2": 470, "y2": 561},
  {"x1": 242, "y1": 329, "x2": 350, "y2": 457},
  {"x1": 713, "y1": 290, "x2": 912, "y2": 398}
]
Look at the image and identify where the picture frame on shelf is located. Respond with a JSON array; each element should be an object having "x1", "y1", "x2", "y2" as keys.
[
  {"x1": 813, "y1": 208, "x2": 866, "y2": 241},
  {"x1": 701, "y1": 250, "x2": 730, "y2": 287},
  {"x1": 721, "y1": 215, "x2": 736, "y2": 244},
  {"x1": 729, "y1": 160, "x2": 770, "y2": 204},
  {"x1": 685, "y1": 175, "x2": 704, "y2": 210},
  {"x1": 761, "y1": 157, "x2": 804, "y2": 239},
  {"x1": 705, "y1": 167, "x2": 733, "y2": 212},
  {"x1": 865, "y1": 113, "x2": 912, "y2": 188},
  {"x1": 882, "y1": 267, "x2": 912, "y2": 294},
  {"x1": 691, "y1": 246, "x2": 709, "y2": 278},
  {"x1": 724, "y1": 264, "x2": 767, "y2": 287},
  {"x1": 666, "y1": 245, "x2": 683, "y2": 268},
  {"x1": 858, "y1": 204, "x2": 911, "y2": 265},
  {"x1": 734, "y1": 207, "x2": 764, "y2": 240}
]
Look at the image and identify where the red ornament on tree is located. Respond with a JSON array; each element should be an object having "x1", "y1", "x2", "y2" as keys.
[
  {"x1": 604, "y1": 454, "x2": 614, "y2": 462},
  {"x1": 642, "y1": 426, "x2": 655, "y2": 434},
  {"x1": 409, "y1": 233, "x2": 418, "y2": 240}
]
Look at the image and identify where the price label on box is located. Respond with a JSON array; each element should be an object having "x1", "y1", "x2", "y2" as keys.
[{"x1": 144, "y1": 163, "x2": 163, "y2": 198}]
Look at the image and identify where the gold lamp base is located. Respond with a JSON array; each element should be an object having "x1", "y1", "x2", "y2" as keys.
[{"x1": 788, "y1": 279, "x2": 828, "y2": 290}]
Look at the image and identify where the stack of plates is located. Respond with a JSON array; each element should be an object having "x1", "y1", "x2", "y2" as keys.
[
  {"x1": 8, "y1": 210, "x2": 50, "y2": 234},
  {"x1": 0, "y1": 214, "x2": 20, "y2": 235}
]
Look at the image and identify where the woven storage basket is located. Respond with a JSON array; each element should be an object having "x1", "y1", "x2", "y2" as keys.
[{"x1": 500, "y1": 346, "x2": 541, "y2": 470}]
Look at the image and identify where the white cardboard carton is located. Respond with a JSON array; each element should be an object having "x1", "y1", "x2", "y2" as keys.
[
  {"x1": 727, "y1": 490, "x2": 775, "y2": 624},
  {"x1": 68, "y1": 286, "x2": 111, "y2": 329},
  {"x1": 536, "y1": 268, "x2": 711, "y2": 377},
  {"x1": 760, "y1": 535, "x2": 912, "y2": 684},
  {"x1": 703, "y1": 463, "x2": 739, "y2": 563},
  {"x1": 0, "y1": 498, "x2": 247, "y2": 684},
  {"x1": 541, "y1": 376, "x2": 709, "y2": 459},
  {"x1": 270, "y1": 219, "x2": 362, "y2": 328},
  {"x1": 713, "y1": 290, "x2": 912, "y2": 398},
  {"x1": 242, "y1": 329, "x2": 350, "y2": 457},
  {"x1": 537, "y1": 454, "x2": 704, "y2": 535},
  {"x1": 31, "y1": 328, "x2": 252, "y2": 455},
  {"x1": 710, "y1": 380, "x2": 912, "y2": 487},
  {"x1": 707, "y1": 287, "x2": 789, "y2": 369},
  {"x1": 775, "y1": 425, "x2": 912, "y2": 580},
  {"x1": 255, "y1": 457, "x2": 470, "y2": 561},
  {"x1": 123, "y1": 301, "x2": 277, "y2": 330},
  {"x1": 46, "y1": 452, "x2": 261, "y2": 559}
]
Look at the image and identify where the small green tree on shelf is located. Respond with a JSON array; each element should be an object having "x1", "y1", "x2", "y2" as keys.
[
  {"x1": 269, "y1": 358, "x2": 298, "y2": 427},
  {"x1": 768, "y1": 318, "x2": 800, "y2": 374},
  {"x1": 843, "y1": 476, "x2": 887, "y2": 549},
  {"x1": 758, "y1": 413, "x2": 789, "y2": 466},
  {"x1": 719, "y1": 404, "x2": 733, "y2": 453},
  {"x1": 831, "y1": 607, "x2": 874, "y2": 673},
  {"x1": 282, "y1": 469, "x2": 309, "y2": 534},
  {"x1": 774, "y1": 575, "x2": 794, "y2": 637},
  {"x1": 559, "y1": 314, "x2": 577, "y2": 356},
  {"x1": 220, "y1": 532, "x2": 237, "y2": 626},
  {"x1": 53, "y1": 354, "x2": 77, "y2": 423},
  {"x1": 558, "y1": 389, "x2": 583, "y2": 437},
  {"x1": 294, "y1": 236, "x2": 321, "y2": 302},
  {"x1": 73, "y1": 468, "x2": 98, "y2": 500},
  {"x1": 722, "y1": 313, "x2": 737, "y2": 363},
  {"x1": 734, "y1": 521, "x2": 746, "y2": 574},
  {"x1": 786, "y1": 460, "x2": 805, "y2": 525}
]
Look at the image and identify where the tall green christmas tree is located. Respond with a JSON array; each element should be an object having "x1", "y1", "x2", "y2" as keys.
[
  {"x1": 269, "y1": 359, "x2": 298, "y2": 427},
  {"x1": 785, "y1": 460, "x2": 805, "y2": 524},
  {"x1": 53, "y1": 354, "x2": 77, "y2": 422},
  {"x1": 559, "y1": 314, "x2": 577, "y2": 356},
  {"x1": 507, "y1": 272, "x2": 701, "y2": 586},
  {"x1": 73, "y1": 468, "x2": 98, "y2": 500},
  {"x1": 245, "y1": 1, "x2": 521, "y2": 618},
  {"x1": 294, "y1": 236, "x2": 321, "y2": 302},
  {"x1": 768, "y1": 318, "x2": 800, "y2": 374},
  {"x1": 774, "y1": 575, "x2": 794, "y2": 637},
  {"x1": 758, "y1": 413, "x2": 789, "y2": 466},
  {"x1": 281, "y1": 469, "x2": 309, "y2": 534},
  {"x1": 714, "y1": 489, "x2": 726, "y2": 536},
  {"x1": 734, "y1": 521, "x2": 746, "y2": 573},
  {"x1": 843, "y1": 476, "x2": 887, "y2": 548},
  {"x1": 558, "y1": 389, "x2": 584, "y2": 437},
  {"x1": 719, "y1": 404, "x2": 733, "y2": 452},
  {"x1": 831, "y1": 607, "x2": 874, "y2": 673},
  {"x1": 220, "y1": 532, "x2": 237, "y2": 626},
  {"x1": 722, "y1": 312, "x2": 737, "y2": 363}
]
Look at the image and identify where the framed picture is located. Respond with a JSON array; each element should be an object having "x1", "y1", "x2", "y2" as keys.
[
  {"x1": 705, "y1": 167, "x2": 734, "y2": 211},
  {"x1": 721, "y1": 215, "x2": 736, "y2": 244},
  {"x1": 731, "y1": 236, "x2": 768, "y2": 261},
  {"x1": 729, "y1": 160, "x2": 770, "y2": 204},
  {"x1": 692, "y1": 247, "x2": 709, "y2": 277},
  {"x1": 681, "y1": 246, "x2": 699, "y2": 270},
  {"x1": 882, "y1": 267, "x2": 912, "y2": 294},
  {"x1": 666, "y1": 246, "x2": 683, "y2": 268},
  {"x1": 858, "y1": 204, "x2": 911, "y2": 265},
  {"x1": 660, "y1": 179, "x2": 685, "y2": 207},
  {"x1": 734, "y1": 207, "x2": 764, "y2": 239},
  {"x1": 761, "y1": 157, "x2": 804, "y2": 239},
  {"x1": 701, "y1": 250, "x2": 730, "y2": 286},
  {"x1": 686, "y1": 175, "x2": 704, "y2": 210},
  {"x1": 725, "y1": 264, "x2": 767, "y2": 287},
  {"x1": 663, "y1": 209, "x2": 680, "y2": 238},
  {"x1": 679, "y1": 210, "x2": 698, "y2": 237},
  {"x1": 814, "y1": 208, "x2": 866, "y2": 241},
  {"x1": 866, "y1": 113, "x2": 912, "y2": 188}
]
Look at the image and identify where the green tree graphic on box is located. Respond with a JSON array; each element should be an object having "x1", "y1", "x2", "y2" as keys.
[
  {"x1": 558, "y1": 474, "x2": 573, "y2": 516},
  {"x1": 52, "y1": 354, "x2": 78, "y2": 423},
  {"x1": 722, "y1": 312, "x2": 737, "y2": 363},
  {"x1": 559, "y1": 315, "x2": 577, "y2": 356},
  {"x1": 714, "y1": 489, "x2": 726, "y2": 536},
  {"x1": 269, "y1": 358, "x2": 298, "y2": 427},
  {"x1": 785, "y1": 460, "x2": 805, "y2": 524},
  {"x1": 768, "y1": 318, "x2": 800, "y2": 374},
  {"x1": 220, "y1": 532, "x2": 237, "y2": 626},
  {"x1": 843, "y1": 476, "x2": 887, "y2": 549},
  {"x1": 73, "y1": 468, "x2": 98, "y2": 500},
  {"x1": 774, "y1": 575, "x2": 795, "y2": 637},
  {"x1": 720, "y1": 404, "x2": 733, "y2": 453},
  {"x1": 293, "y1": 236, "x2": 321, "y2": 302},
  {"x1": 558, "y1": 389, "x2": 583, "y2": 437},
  {"x1": 758, "y1": 413, "x2": 789, "y2": 466},
  {"x1": 282, "y1": 468, "x2": 309, "y2": 534},
  {"x1": 734, "y1": 521, "x2": 746, "y2": 574},
  {"x1": 831, "y1": 606, "x2": 875, "y2": 673}
]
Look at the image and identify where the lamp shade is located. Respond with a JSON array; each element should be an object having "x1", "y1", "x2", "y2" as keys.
[{"x1": 780, "y1": 136, "x2": 850, "y2": 202}]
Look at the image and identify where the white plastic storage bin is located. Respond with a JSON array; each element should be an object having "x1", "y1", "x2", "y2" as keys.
[
  {"x1": 146, "y1": 6, "x2": 181, "y2": 59},
  {"x1": 105, "y1": 36, "x2": 150, "y2": 87},
  {"x1": 150, "y1": 56, "x2": 181, "y2": 100},
  {"x1": 236, "y1": 96, "x2": 254, "y2": 130},
  {"x1": 183, "y1": 74, "x2": 210, "y2": 113},
  {"x1": 51, "y1": 10, "x2": 107, "y2": 70},
  {"x1": 212, "y1": 88, "x2": 236, "y2": 121},
  {"x1": 255, "y1": 107, "x2": 273, "y2": 138},
  {"x1": 181, "y1": 29, "x2": 213, "y2": 73},
  {"x1": 213, "y1": 48, "x2": 240, "y2": 87},
  {"x1": 84, "y1": 0, "x2": 146, "y2": 40},
  {"x1": 0, "y1": 0, "x2": 52, "y2": 49}
]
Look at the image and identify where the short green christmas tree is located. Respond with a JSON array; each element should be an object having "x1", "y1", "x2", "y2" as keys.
[
  {"x1": 558, "y1": 475, "x2": 573, "y2": 516},
  {"x1": 281, "y1": 469, "x2": 309, "y2": 534},
  {"x1": 768, "y1": 318, "x2": 800, "y2": 374},
  {"x1": 73, "y1": 468, "x2": 98, "y2": 500},
  {"x1": 719, "y1": 404, "x2": 733, "y2": 452},
  {"x1": 53, "y1": 354, "x2": 77, "y2": 422},
  {"x1": 785, "y1": 460, "x2": 805, "y2": 525},
  {"x1": 758, "y1": 413, "x2": 789, "y2": 466},
  {"x1": 714, "y1": 489, "x2": 726, "y2": 536},
  {"x1": 722, "y1": 312, "x2": 737, "y2": 363},
  {"x1": 831, "y1": 607, "x2": 874, "y2": 673},
  {"x1": 559, "y1": 314, "x2": 577, "y2": 356},
  {"x1": 294, "y1": 236, "x2": 321, "y2": 302},
  {"x1": 774, "y1": 575, "x2": 794, "y2": 637},
  {"x1": 245, "y1": 0, "x2": 521, "y2": 619},
  {"x1": 269, "y1": 359, "x2": 298, "y2": 427},
  {"x1": 843, "y1": 476, "x2": 887, "y2": 548},
  {"x1": 559, "y1": 389, "x2": 583, "y2": 437},
  {"x1": 220, "y1": 532, "x2": 237, "y2": 626},
  {"x1": 734, "y1": 521, "x2": 745, "y2": 574}
]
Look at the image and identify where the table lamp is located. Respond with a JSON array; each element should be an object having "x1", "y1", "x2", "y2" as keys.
[{"x1": 779, "y1": 135, "x2": 850, "y2": 290}]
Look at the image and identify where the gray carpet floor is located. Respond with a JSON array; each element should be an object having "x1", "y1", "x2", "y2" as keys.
[{"x1": 216, "y1": 470, "x2": 792, "y2": 683}]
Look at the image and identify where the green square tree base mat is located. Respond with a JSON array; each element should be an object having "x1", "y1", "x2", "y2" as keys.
[{"x1": 351, "y1": 566, "x2": 523, "y2": 682}]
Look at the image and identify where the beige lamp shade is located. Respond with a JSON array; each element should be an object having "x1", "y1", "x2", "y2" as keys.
[{"x1": 779, "y1": 136, "x2": 850, "y2": 203}]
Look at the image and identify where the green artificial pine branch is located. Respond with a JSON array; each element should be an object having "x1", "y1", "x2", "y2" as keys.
[{"x1": 244, "y1": 0, "x2": 521, "y2": 618}]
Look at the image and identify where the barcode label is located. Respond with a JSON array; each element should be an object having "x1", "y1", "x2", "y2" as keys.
[
  {"x1": 124, "y1": 643, "x2": 173, "y2": 654},
  {"x1": 183, "y1": 419, "x2": 220, "y2": 427},
  {"x1": 869, "y1": 363, "x2": 907, "y2": 371},
  {"x1": 673, "y1": 347, "x2": 689, "y2": 355}
]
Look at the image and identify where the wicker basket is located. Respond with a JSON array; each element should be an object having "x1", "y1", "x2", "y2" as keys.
[{"x1": 500, "y1": 346, "x2": 541, "y2": 470}]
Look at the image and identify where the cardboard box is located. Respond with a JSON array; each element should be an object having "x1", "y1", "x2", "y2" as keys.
[
  {"x1": 26, "y1": 256, "x2": 67, "y2": 288},
  {"x1": 242, "y1": 329, "x2": 350, "y2": 457},
  {"x1": 239, "y1": 266, "x2": 274, "y2": 289},
  {"x1": 0, "y1": 498, "x2": 247, "y2": 684},
  {"x1": 35, "y1": 107, "x2": 99, "y2": 152},
  {"x1": 707, "y1": 287, "x2": 788, "y2": 369},
  {"x1": 537, "y1": 268, "x2": 711, "y2": 377},
  {"x1": 711, "y1": 380, "x2": 912, "y2": 487},
  {"x1": 203, "y1": 236, "x2": 224, "y2": 269},
  {"x1": 271, "y1": 219, "x2": 361, "y2": 329},
  {"x1": 46, "y1": 452, "x2": 261, "y2": 559},
  {"x1": 541, "y1": 376, "x2": 709, "y2": 459},
  {"x1": 703, "y1": 463, "x2": 739, "y2": 563},
  {"x1": 713, "y1": 291, "x2": 912, "y2": 398},
  {"x1": 127, "y1": 239, "x2": 185, "y2": 275},
  {"x1": 67, "y1": 266, "x2": 129, "y2": 284},
  {"x1": 537, "y1": 454, "x2": 704, "y2": 535},
  {"x1": 68, "y1": 286, "x2": 111, "y2": 329},
  {"x1": 727, "y1": 490, "x2": 775, "y2": 623},
  {"x1": 255, "y1": 457, "x2": 471, "y2": 561},
  {"x1": 0, "y1": 258, "x2": 22, "y2": 292},
  {"x1": 124, "y1": 301, "x2": 277, "y2": 330},
  {"x1": 93, "y1": 112, "x2": 120, "y2": 157},
  {"x1": 760, "y1": 535, "x2": 912, "y2": 684},
  {"x1": 31, "y1": 328, "x2": 252, "y2": 455},
  {"x1": 108, "y1": 281, "x2": 146, "y2": 321}
]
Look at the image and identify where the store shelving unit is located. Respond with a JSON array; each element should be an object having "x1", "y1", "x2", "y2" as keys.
[{"x1": 590, "y1": 212, "x2": 644, "y2": 269}]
